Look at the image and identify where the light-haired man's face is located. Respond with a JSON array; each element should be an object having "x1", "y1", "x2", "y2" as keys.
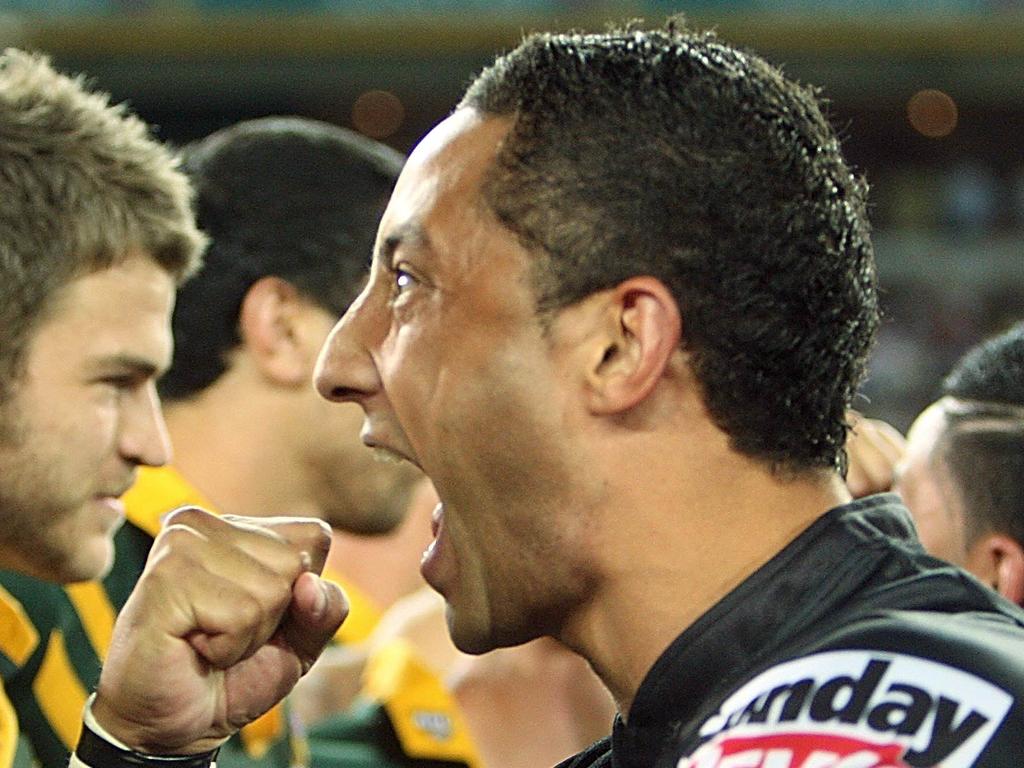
[{"x1": 0, "y1": 252, "x2": 175, "y2": 583}]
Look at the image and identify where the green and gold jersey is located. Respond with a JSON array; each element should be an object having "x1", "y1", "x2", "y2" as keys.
[
  {"x1": 307, "y1": 638, "x2": 482, "y2": 768},
  {"x1": 0, "y1": 466, "x2": 384, "y2": 768},
  {"x1": 0, "y1": 465, "x2": 483, "y2": 768},
  {"x1": 0, "y1": 584, "x2": 42, "y2": 768}
]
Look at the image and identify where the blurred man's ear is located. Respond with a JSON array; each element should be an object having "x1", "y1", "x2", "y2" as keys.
[
  {"x1": 965, "y1": 533, "x2": 1024, "y2": 607},
  {"x1": 238, "y1": 276, "x2": 310, "y2": 387}
]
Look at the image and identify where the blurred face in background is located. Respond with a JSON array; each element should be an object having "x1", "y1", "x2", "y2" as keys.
[
  {"x1": 302, "y1": 304, "x2": 422, "y2": 535},
  {"x1": 896, "y1": 399, "x2": 968, "y2": 565}
]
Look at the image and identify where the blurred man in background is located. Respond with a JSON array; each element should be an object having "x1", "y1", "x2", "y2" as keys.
[{"x1": 849, "y1": 320, "x2": 1024, "y2": 607}]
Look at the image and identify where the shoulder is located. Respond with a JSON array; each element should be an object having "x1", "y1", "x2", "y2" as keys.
[
  {"x1": 308, "y1": 638, "x2": 482, "y2": 768},
  {"x1": 822, "y1": 607, "x2": 1024, "y2": 685},
  {"x1": 677, "y1": 610, "x2": 1024, "y2": 768}
]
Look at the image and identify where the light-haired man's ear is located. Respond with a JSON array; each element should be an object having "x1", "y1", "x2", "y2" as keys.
[
  {"x1": 966, "y1": 533, "x2": 1024, "y2": 608},
  {"x1": 238, "y1": 276, "x2": 313, "y2": 387},
  {"x1": 585, "y1": 276, "x2": 682, "y2": 416}
]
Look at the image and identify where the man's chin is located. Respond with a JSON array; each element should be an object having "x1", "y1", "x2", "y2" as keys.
[
  {"x1": 446, "y1": 610, "x2": 510, "y2": 657},
  {"x1": 58, "y1": 546, "x2": 116, "y2": 583},
  {"x1": 48, "y1": 528, "x2": 118, "y2": 584}
]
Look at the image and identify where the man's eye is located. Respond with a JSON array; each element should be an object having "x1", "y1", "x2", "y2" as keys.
[
  {"x1": 394, "y1": 268, "x2": 417, "y2": 294},
  {"x1": 113, "y1": 377, "x2": 143, "y2": 391}
]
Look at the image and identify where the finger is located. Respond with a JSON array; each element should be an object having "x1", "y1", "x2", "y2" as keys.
[
  {"x1": 866, "y1": 419, "x2": 906, "y2": 464},
  {"x1": 279, "y1": 572, "x2": 349, "y2": 674},
  {"x1": 144, "y1": 522, "x2": 298, "y2": 667},
  {"x1": 219, "y1": 514, "x2": 333, "y2": 575},
  {"x1": 184, "y1": 569, "x2": 292, "y2": 668},
  {"x1": 148, "y1": 510, "x2": 334, "y2": 667},
  {"x1": 845, "y1": 418, "x2": 904, "y2": 497},
  {"x1": 162, "y1": 508, "x2": 310, "y2": 578}
]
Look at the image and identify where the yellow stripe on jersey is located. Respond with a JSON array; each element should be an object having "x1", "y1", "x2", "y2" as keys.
[
  {"x1": 321, "y1": 566, "x2": 380, "y2": 646},
  {"x1": 121, "y1": 465, "x2": 217, "y2": 537},
  {"x1": 0, "y1": 587, "x2": 37, "y2": 667},
  {"x1": 64, "y1": 582, "x2": 116, "y2": 664},
  {"x1": 0, "y1": 685, "x2": 17, "y2": 768},
  {"x1": 363, "y1": 639, "x2": 483, "y2": 768},
  {"x1": 33, "y1": 630, "x2": 87, "y2": 750},
  {"x1": 238, "y1": 704, "x2": 282, "y2": 759}
]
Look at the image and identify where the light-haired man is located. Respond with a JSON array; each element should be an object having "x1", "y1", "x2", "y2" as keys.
[{"x1": 0, "y1": 50, "x2": 344, "y2": 768}]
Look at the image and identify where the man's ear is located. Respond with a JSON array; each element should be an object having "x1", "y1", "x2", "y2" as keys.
[
  {"x1": 966, "y1": 533, "x2": 1024, "y2": 607},
  {"x1": 585, "y1": 276, "x2": 682, "y2": 416},
  {"x1": 237, "y1": 276, "x2": 312, "y2": 387}
]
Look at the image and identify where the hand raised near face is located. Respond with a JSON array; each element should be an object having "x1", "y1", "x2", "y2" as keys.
[
  {"x1": 845, "y1": 412, "x2": 907, "y2": 499},
  {"x1": 91, "y1": 507, "x2": 348, "y2": 755}
]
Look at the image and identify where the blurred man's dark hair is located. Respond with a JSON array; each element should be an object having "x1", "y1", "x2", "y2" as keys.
[
  {"x1": 938, "y1": 321, "x2": 1024, "y2": 547},
  {"x1": 160, "y1": 116, "x2": 404, "y2": 401}
]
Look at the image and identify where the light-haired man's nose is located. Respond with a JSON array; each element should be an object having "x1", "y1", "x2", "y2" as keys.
[{"x1": 119, "y1": 382, "x2": 173, "y2": 468}]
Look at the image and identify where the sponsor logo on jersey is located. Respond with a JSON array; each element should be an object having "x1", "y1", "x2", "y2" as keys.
[
  {"x1": 412, "y1": 710, "x2": 454, "y2": 741},
  {"x1": 679, "y1": 731, "x2": 907, "y2": 768},
  {"x1": 682, "y1": 651, "x2": 1011, "y2": 768}
]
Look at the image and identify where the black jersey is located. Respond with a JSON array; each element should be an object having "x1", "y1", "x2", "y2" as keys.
[{"x1": 559, "y1": 495, "x2": 1024, "y2": 768}]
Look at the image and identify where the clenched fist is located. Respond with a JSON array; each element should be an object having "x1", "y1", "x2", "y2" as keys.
[{"x1": 91, "y1": 507, "x2": 348, "y2": 755}]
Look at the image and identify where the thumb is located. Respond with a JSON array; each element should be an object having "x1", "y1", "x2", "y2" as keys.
[{"x1": 283, "y1": 572, "x2": 348, "y2": 672}]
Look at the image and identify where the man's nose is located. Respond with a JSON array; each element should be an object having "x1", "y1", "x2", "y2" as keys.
[
  {"x1": 119, "y1": 382, "x2": 172, "y2": 468},
  {"x1": 314, "y1": 287, "x2": 383, "y2": 405}
]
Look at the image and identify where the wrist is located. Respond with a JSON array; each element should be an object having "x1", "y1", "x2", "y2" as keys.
[{"x1": 74, "y1": 694, "x2": 220, "y2": 768}]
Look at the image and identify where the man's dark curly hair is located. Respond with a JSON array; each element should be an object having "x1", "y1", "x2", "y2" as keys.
[
  {"x1": 459, "y1": 24, "x2": 878, "y2": 473},
  {"x1": 160, "y1": 116, "x2": 404, "y2": 401}
]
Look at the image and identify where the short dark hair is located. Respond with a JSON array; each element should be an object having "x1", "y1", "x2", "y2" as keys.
[
  {"x1": 459, "y1": 24, "x2": 878, "y2": 473},
  {"x1": 942, "y1": 321, "x2": 1024, "y2": 406},
  {"x1": 937, "y1": 322, "x2": 1024, "y2": 545},
  {"x1": 159, "y1": 116, "x2": 404, "y2": 401}
]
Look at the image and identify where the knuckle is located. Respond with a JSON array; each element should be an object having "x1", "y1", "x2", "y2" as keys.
[
  {"x1": 152, "y1": 523, "x2": 203, "y2": 554},
  {"x1": 250, "y1": 567, "x2": 294, "y2": 614},
  {"x1": 163, "y1": 505, "x2": 215, "y2": 529},
  {"x1": 235, "y1": 592, "x2": 265, "y2": 627}
]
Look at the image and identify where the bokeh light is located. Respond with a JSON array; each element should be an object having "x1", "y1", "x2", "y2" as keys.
[
  {"x1": 907, "y1": 89, "x2": 958, "y2": 139},
  {"x1": 352, "y1": 90, "x2": 405, "y2": 139}
]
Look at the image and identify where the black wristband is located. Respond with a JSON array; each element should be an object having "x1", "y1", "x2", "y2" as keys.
[{"x1": 75, "y1": 721, "x2": 220, "y2": 768}]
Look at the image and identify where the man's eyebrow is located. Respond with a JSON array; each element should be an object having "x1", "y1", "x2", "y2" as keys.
[
  {"x1": 87, "y1": 354, "x2": 164, "y2": 379},
  {"x1": 379, "y1": 223, "x2": 431, "y2": 264}
]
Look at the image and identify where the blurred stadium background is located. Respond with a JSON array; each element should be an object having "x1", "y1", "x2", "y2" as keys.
[{"x1": 1, "y1": 0, "x2": 1021, "y2": 432}]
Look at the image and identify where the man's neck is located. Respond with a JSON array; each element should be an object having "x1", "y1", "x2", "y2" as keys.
[
  {"x1": 559, "y1": 445, "x2": 851, "y2": 719},
  {"x1": 162, "y1": 385, "x2": 318, "y2": 519}
]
